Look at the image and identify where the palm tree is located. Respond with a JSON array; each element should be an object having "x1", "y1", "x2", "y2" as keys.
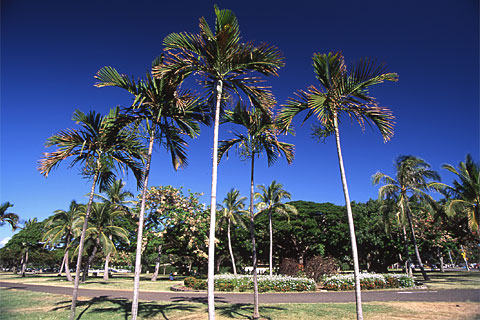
[
  {"x1": 441, "y1": 154, "x2": 479, "y2": 232},
  {"x1": 95, "y1": 57, "x2": 207, "y2": 320},
  {"x1": 43, "y1": 200, "x2": 82, "y2": 282},
  {"x1": 74, "y1": 202, "x2": 129, "y2": 283},
  {"x1": 373, "y1": 155, "x2": 441, "y2": 281},
  {"x1": 155, "y1": 6, "x2": 284, "y2": 319},
  {"x1": 38, "y1": 108, "x2": 145, "y2": 320},
  {"x1": 95, "y1": 179, "x2": 133, "y2": 280},
  {"x1": 0, "y1": 202, "x2": 19, "y2": 231},
  {"x1": 278, "y1": 52, "x2": 398, "y2": 320},
  {"x1": 20, "y1": 218, "x2": 38, "y2": 277},
  {"x1": 255, "y1": 180, "x2": 297, "y2": 276},
  {"x1": 217, "y1": 189, "x2": 247, "y2": 275},
  {"x1": 218, "y1": 104, "x2": 294, "y2": 318}
]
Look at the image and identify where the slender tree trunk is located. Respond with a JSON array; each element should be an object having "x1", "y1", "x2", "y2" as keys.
[
  {"x1": 103, "y1": 234, "x2": 113, "y2": 280},
  {"x1": 250, "y1": 155, "x2": 260, "y2": 319},
  {"x1": 70, "y1": 170, "x2": 99, "y2": 320},
  {"x1": 151, "y1": 244, "x2": 163, "y2": 281},
  {"x1": 63, "y1": 235, "x2": 73, "y2": 282},
  {"x1": 405, "y1": 206, "x2": 430, "y2": 281},
  {"x1": 333, "y1": 114, "x2": 363, "y2": 320},
  {"x1": 461, "y1": 245, "x2": 470, "y2": 271},
  {"x1": 21, "y1": 248, "x2": 28, "y2": 277},
  {"x1": 438, "y1": 248, "x2": 444, "y2": 273},
  {"x1": 227, "y1": 220, "x2": 237, "y2": 276},
  {"x1": 401, "y1": 225, "x2": 412, "y2": 277},
  {"x1": 82, "y1": 238, "x2": 100, "y2": 283},
  {"x1": 448, "y1": 249, "x2": 454, "y2": 267},
  {"x1": 269, "y1": 210, "x2": 273, "y2": 276},
  {"x1": 131, "y1": 131, "x2": 155, "y2": 320},
  {"x1": 58, "y1": 254, "x2": 66, "y2": 276},
  {"x1": 208, "y1": 80, "x2": 223, "y2": 320}
]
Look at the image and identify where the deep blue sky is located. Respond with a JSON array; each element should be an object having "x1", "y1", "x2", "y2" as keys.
[{"x1": 1, "y1": 0, "x2": 478, "y2": 245}]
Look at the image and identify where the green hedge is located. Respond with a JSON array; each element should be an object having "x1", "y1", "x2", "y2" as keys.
[
  {"x1": 323, "y1": 273, "x2": 414, "y2": 291},
  {"x1": 184, "y1": 274, "x2": 316, "y2": 292}
]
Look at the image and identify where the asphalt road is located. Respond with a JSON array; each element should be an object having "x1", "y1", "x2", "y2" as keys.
[{"x1": 1, "y1": 282, "x2": 478, "y2": 304}]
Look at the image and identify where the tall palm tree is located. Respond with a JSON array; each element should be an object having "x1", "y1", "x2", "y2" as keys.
[
  {"x1": 218, "y1": 104, "x2": 294, "y2": 318},
  {"x1": 373, "y1": 155, "x2": 441, "y2": 281},
  {"x1": 217, "y1": 189, "x2": 247, "y2": 275},
  {"x1": 0, "y1": 202, "x2": 19, "y2": 231},
  {"x1": 278, "y1": 52, "x2": 398, "y2": 320},
  {"x1": 43, "y1": 200, "x2": 82, "y2": 282},
  {"x1": 20, "y1": 218, "x2": 38, "y2": 277},
  {"x1": 95, "y1": 179, "x2": 133, "y2": 280},
  {"x1": 441, "y1": 154, "x2": 479, "y2": 232},
  {"x1": 95, "y1": 57, "x2": 207, "y2": 320},
  {"x1": 155, "y1": 6, "x2": 284, "y2": 319},
  {"x1": 74, "y1": 202, "x2": 129, "y2": 283},
  {"x1": 38, "y1": 108, "x2": 145, "y2": 320},
  {"x1": 255, "y1": 180, "x2": 297, "y2": 276}
]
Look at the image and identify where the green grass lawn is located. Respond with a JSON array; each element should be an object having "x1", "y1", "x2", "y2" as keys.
[
  {"x1": 413, "y1": 270, "x2": 480, "y2": 290},
  {"x1": 1, "y1": 287, "x2": 478, "y2": 320}
]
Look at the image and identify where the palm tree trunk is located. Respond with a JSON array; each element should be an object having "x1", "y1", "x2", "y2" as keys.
[
  {"x1": 58, "y1": 254, "x2": 66, "y2": 277},
  {"x1": 64, "y1": 235, "x2": 73, "y2": 282},
  {"x1": 151, "y1": 244, "x2": 163, "y2": 281},
  {"x1": 70, "y1": 170, "x2": 99, "y2": 320},
  {"x1": 227, "y1": 220, "x2": 237, "y2": 276},
  {"x1": 333, "y1": 114, "x2": 363, "y2": 320},
  {"x1": 103, "y1": 234, "x2": 113, "y2": 280},
  {"x1": 131, "y1": 130, "x2": 155, "y2": 320},
  {"x1": 250, "y1": 155, "x2": 260, "y2": 319},
  {"x1": 21, "y1": 248, "x2": 28, "y2": 277},
  {"x1": 269, "y1": 209, "x2": 273, "y2": 276},
  {"x1": 83, "y1": 238, "x2": 100, "y2": 283},
  {"x1": 207, "y1": 79, "x2": 223, "y2": 320},
  {"x1": 401, "y1": 225, "x2": 412, "y2": 277},
  {"x1": 405, "y1": 206, "x2": 430, "y2": 281}
]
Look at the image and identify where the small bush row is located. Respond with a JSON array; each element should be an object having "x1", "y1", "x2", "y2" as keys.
[
  {"x1": 323, "y1": 273, "x2": 414, "y2": 291},
  {"x1": 184, "y1": 274, "x2": 316, "y2": 292}
]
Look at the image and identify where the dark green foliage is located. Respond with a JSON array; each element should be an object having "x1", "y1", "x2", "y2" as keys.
[{"x1": 304, "y1": 256, "x2": 339, "y2": 282}]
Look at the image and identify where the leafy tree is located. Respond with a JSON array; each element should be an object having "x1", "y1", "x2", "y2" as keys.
[
  {"x1": 255, "y1": 180, "x2": 297, "y2": 275},
  {"x1": 441, "y1": 154, "x2": 479, "y2": 232},
  {"x1": 95, "y1": 57, "x2": 206, "y2": 319},
  {"x1": 218, "y1": 105, "x2": 293, "y2": 316},
  {"x1": 279, "y1": 51, "x2": 398, "y2": 320},
  {"x1": 217, "y1": 189, "x2": 247, "y2": 275},
  {"x1": 38, "y1": 108, "x2": 144, "y2": 320},
  {"x1": 0, "y1": 202, "x2": 19, "y2": 231},
  {"x1": 43, "y1": 200, "x2": 82, "y2": 281},
  {"x1": 373, "y1": 155, "x2": 441, "y2": 281},
  {"x1": 156, "y1": 6, "x2": 284, "y2": 319},
  {"x1": 20, "y1": 218, "x2": 38, "y2": 277}
]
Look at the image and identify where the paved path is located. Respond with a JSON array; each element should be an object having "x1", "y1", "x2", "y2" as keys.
[{"x1": 1, "y1": 282, "x2": 478, "y2": 304}]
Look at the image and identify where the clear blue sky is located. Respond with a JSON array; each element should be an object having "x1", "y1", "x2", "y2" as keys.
[{"x1": 1, "y1": 0, "x2": 478, "y2": 245}]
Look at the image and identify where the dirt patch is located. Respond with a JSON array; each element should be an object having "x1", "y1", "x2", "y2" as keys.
[{"x1": 367, "y1": 302, "x2": 480, "y2": 320}]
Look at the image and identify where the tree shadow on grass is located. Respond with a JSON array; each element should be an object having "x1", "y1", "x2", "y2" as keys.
[
  {"x1": 217, "y1": 303, "x2": 285, "y2": 320},
  {"x1": 53, "y1": 296, "x2": 200, "y2": 320}
]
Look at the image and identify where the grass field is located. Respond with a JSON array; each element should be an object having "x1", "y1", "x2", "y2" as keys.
[
  {"x1": 1, "y1": 287, "x2": 479, "y2": 320},
  {"x1": 0, "y1": 270, "x2": 479, "y2": 319}
]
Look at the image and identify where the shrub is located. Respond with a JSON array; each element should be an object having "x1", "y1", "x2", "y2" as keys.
[
  {"x1": 323, "y1": 273, "x2": 414, "y2": 291},
  {"x1": 278, "y1": 258, "x2": 302, "y2": 277},
  {"x1": 184, "y1": 274, "x2": 316, "y2": 292},
  {"x1": 304, "y1": 255, "x2": 339, "y2": 282}
]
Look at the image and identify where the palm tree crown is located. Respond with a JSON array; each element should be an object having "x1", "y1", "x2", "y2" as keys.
[{"x1": 0, "y1": 202, "x2": 19, "y2": 231}]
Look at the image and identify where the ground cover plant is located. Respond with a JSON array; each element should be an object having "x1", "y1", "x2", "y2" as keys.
[
  {"x1": 184, "y1": 274, "x2": 316, "y2": 292},
  {"x1": 323, "y1": 273, "x2": 414, "y2": 291}
]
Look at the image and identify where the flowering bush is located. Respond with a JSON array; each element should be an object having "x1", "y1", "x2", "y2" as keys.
[
  {"x1": 184, "y1": 274, "x2": 316, "y2": 292},
  {"x1": 323, "y1": 273, "x2": 414, "y2": 291}
]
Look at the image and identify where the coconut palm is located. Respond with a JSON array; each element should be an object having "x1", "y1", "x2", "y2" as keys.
[
  {"x1": 255, "y1": 180, "x2": 297, "y2": 276},
  {"x1": 373, "y1": 155, "x2": 441, "y2": 281},
  {"x1": 218, "y1": 104, "x2": 294, "y2": 318},
  {"x1": 217, "y1": 189, "x2": 247, "y2": 275},
  {"x1": 38, "y1": 107, "x2": 145, "y2": 320},
  {"x1": 74, "y1": 202, "x2": 129, "y2": 283},
  {"x1": 95, "y1": 179, "x2": 133, "y2": 280},
  {"x1": 441, "y1": 154, "x2": 479, "y2": 232},
  {"x1": 95, "y1": 57, "x2": 207, "y2": 320},
  {"x1": 278, "y1": 52, "x2": 398, "y2": 320},
  {"x1": 19, "y1": 218, "x2": 38, "y2": 277},
  {"x1": 0, "y1": 202, "x2": 19, "y2": 231},
  {"x1": 43, "y1": 200, "x2": 82, "y2": 282},
  {"x1": 155, "y1": 6, "x2": 284, "y2": 319}
]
